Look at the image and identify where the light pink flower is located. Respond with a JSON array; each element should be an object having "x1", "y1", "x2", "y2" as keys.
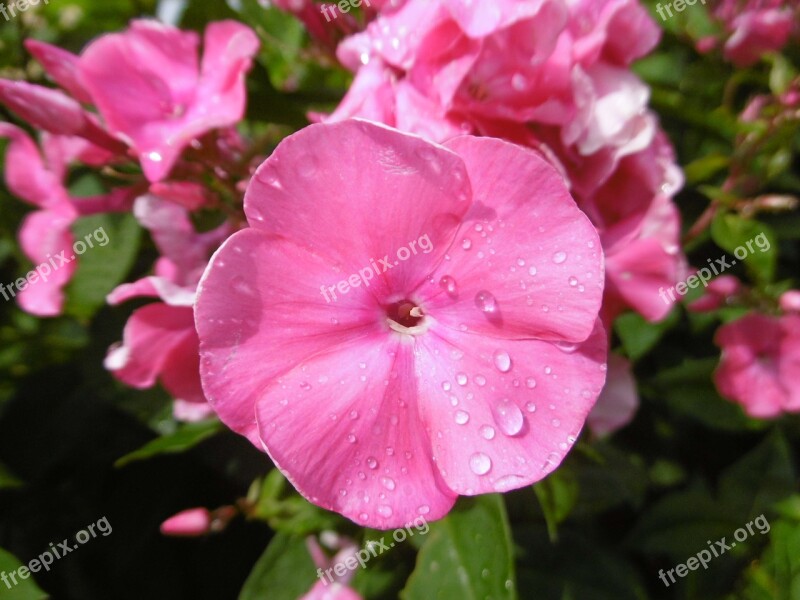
[
  {"x1": 714, "y1": 313, "x2": 800, "y2": 418},
  {"x1": 0, "y1": 124, "x2": 133, "y2": 316},
  {"x1": 687, "y1": 275, "x2": 741, "y2": 312},
  {"x1": 303, "y1": 535, "x2": 362, "y2": 600},
  {"x1": 195, "y1": 120, "x2": 607, "y2": 528},
  {"x1": 105, "y1": 196, "x2": 229, "y2": 421},
  {"x1": 779, "y1": 290, "x2": 800, "y2": 313},
  {"x1": 79, "y1": 20, "x2": 259, "y2": 182},
  {"x1": 723, "y1": 7, "x2": 795, "y2": 67},
  {"x1": 160, "y1": 508, "x2": 212, "y2": 537}
]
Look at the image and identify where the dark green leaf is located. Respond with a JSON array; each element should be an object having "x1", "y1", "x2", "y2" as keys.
[
  {"x1": 239, "y1": 533, "x2": 317, "y2": 600},
  {"x1": 401, "y1": 495, "x2": 517, "y2": 600},
  {"x1": 0, "y1": 547, "x2": 48, "y2": 599},
  {"x1": 114, "y1": 419, "x2": 222, "y2": 467}
]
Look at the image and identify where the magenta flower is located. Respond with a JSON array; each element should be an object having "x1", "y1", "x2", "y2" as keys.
[
  {"x1": 79, "y1": 20, "x2": 259, "y2": 182},
  {"x1": 195, "y1": 120, "x2": 607, "y2": 528},
  {"x1": 715, "y1": 313, "x2": 800, "y2": 418}
]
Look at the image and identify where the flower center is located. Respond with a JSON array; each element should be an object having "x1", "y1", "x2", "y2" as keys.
[{"x1": 386, "y1": 300, "x2": 427, "y2": 335}]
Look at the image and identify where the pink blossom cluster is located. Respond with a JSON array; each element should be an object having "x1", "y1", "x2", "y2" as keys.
[
  {"x1": 0, "y1": 20, "x2": 260, "y2": 419},
  {"x1": 317, "y1": 0, "x2": 689, "y2": 437},
  {"x1": 700, "y1": 0, "x2": 798, "y2": 66}
]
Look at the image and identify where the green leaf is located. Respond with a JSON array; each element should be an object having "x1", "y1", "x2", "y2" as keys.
[
  {"x1": 252, "y1": 470, "x2": 342, "y2": 535},
  {"x1": 64, "y1": 213, "x2": 141, "y2": 320},
  {"x1": 0, "y1": 547, "x2": 48, "y2": 599},
  {"x1": 646, "y1": 357, "x2": 767, "y2": 432},
  {"x1": 684, "y1": 153, "x2": 730, "y2": 185},
  {"x1": 718, "y1": 431, "x2": 795, "y2": 521},
  {"x1": 739, "y1": 519, "x2": 800, "y2": 600},
  {"x1": 0, "y1": 460, "x2": 22, "y2": 489},
  {"x1": 614, "y1": 310, "x2": 679, "y2": 361},
  {"x1": 533, "y1": 469, "x2": 578, "y2": 542},
  {"x1": 710, "y1": 212, "x2": 777, "y2": 283},
  {"x1": 114, "y1": 419, "x2": 222, "y2": 467},
  {"x1": 239, "y1": 533, "x2": 317, "y2": 600},
  {"x1": 401, "y1": 495, "x2": 516, "y2": 600}
]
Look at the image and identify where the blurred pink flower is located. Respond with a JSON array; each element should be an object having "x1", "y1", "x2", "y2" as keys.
[
  {"x1": 0, "y1": 124, "x2": 135, "y2": 316},
  {"x1": 687, "y1": 275, "x2": 741, "y2": 312},
  {"x1": 195, "y1": 120, "x2": 607, "y2": 528},
  {"x1": 714, "y1": 313, "x2": 800, "y2": 418},
  {"x1": 79, "y1": 20, "x2": 259, "y2": 182},
  {"x1": 160, "y1": 508, "x2": 212, "y2": 537},
  {"x1": 105, "y1": 196, "x2": 229, "y2": 421},
  {"x1": 587, "y1": 354, "x2": 638, "y2": 437}
]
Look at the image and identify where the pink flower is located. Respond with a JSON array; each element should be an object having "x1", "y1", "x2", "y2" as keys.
[
  {"x1": 779, "y1": 290, "x2": 800, "y2": 313},
  {"x1": 0, "y1": 124, "x2": 134, "y2": 316},
  {"x1": 195, "y1": 120, "x2": 607, "y2": 528},
  {"x1": 303, "y1": 535, "x2": 362, "y2": 599},
  {"x1": 687, "y1": 275, "x2": 741, "y2": 313},
  {"x1": 723, "y1": 7, "x2": 795, "y2": 67},
  {"x1": 79, "y1": 20, "x2": 259, "y2": 182},
  {"x1": 587, "y1": 354, "x2": 638, "y2": 437},
  {"x1": 160, "y1": 508, "x2": 212, "y2": 537},
  {"x1": 714, "y1": 313, "x2": 800, "y2": 418},
  {"x1": 105, "y1": 196, "x2": 229, "y2": 421}
]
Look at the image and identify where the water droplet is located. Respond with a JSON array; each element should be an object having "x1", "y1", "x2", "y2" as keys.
[
  {"x1": 516, "y1": 258, "x2": 525, "y2": 267},
  {"x1": 439, "y1": 275, "x2": 458, "y2": 298},
  {"x1": 551, "y1": 418, "x2": 561, "y2": 428},
  {"x1": 299, "y1": 382, "x2": 312, "y2": 391},
  {"x1": 231, "y1": 276, "x2": 255, "y2": 296},
  {"x1": 493, "y1": 474, "x2": 526, "y2": 492},
  {"x1": 339, "y1": 488, "x2": 347, "y2": 497},
  {"x1": 347, "y1": 433, "x2": 357, "y2": 443},
  {"x1": 526, "y1": 377, "x2": 537, "y2": 389},
  {"x1": 525, "y1": 402, "x2": 537, "y2": 413},
  {"x1": 544, "y1": 366, "x2": 552, "y2": 375},
  {"x1": 366, "y1": 457, "x2": 378, "y2": 469},
  {"x1": 492, "y1": 399, "x2": 524, "y2": 436},
  {"x1": 480, "y1": 425, "x2": 496, "y2": 440},
  {"x1": 469, "y1": 452, "x2": 492, "y2": 475},
  {"x1": 358, "y1": 512, "x2": 369, "y2": 522},
  {"x1": 442, "y1": 381, "x2": 452, "y2": 392},
  {"x1": 349, "y1": 410, "x2": 359, "y2": 420},
  {"x1": 475, "y1": 375, "x2": 487, "y2": 386},
  {"x1": 456, "y1": 373, "x2": 468, "y2": 386},
  {"x1": 461, "y1": 238, "x2": 472, "y2": 250},
  {"x1": 455, "y1": 410, "x2": 470, "y2": 425},
  {"x1": 493, "y1": 350, "x2": 512, "y2": 373},
  {"x1": 528, "y1": 266, "x2": 537, "y2": 276},
  {"x1": 381, "y1": 477, "x2": 396, "y2": 491},
  {"x1": 474, "y1": 290, "x2": 497, "y2": 313},
  {"x1": 418, "y1": 505, "x2": 431, "y2": 515},
  {"x1": 569, "y1": 277, "x2": 578, "y2": 286},
  {"x1": 552, "y1": 251, "x2": 567, "y2": 264},
  {"x1": 511, "y1": 73, "x2": 526, "y2": 91}
]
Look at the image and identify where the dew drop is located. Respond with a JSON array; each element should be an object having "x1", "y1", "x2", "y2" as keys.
[
  {"x1": 474, "y1": 290, "x2": 498, "y2": 313},
  {"x1": 381, "y1": 477, "x2": 396, "y2": 491},
  {"x1": 349, "y1": 410, "x2": 359, "y2": 420},
  {"x1": 493, "y1": 350, "x2": 512, "y2": 373},
  {"x1": 366, "y1": 457, "x2": 378, "y2": 469},
  {"x1": 442, "y1": 381, "x2": 452, "y2": 392},
  {"x1": 480, "y1": 425, "x2": 496, "y2": 440},
  {"x1": 347, "y1": 433, "x2": 357, "y2": 443},
  {"x1": 455, "y1": 410, "x2": 470, "y2": 425},
  {"x1": 461, "y1": 238, "x2": 472, "y2": 250},
  {"x1": 377, "y1": 505, "x2": 393, "y2": 518},
  {"x1": 493, "y1": 474, "x2": 526, "y2": 492},
  {"x1": 492, "y1": 399, "x2": 525, "y2": 436},
  {"x1": 526, "y1": 377, "x2": 537, "y2": 389},
  {"x1": 456, "y1": 373, "x2": 468, "y2": 386},
  {"x1": 439, "y1": 275, "x2": 458, "y2": 297},
  {"x1": 525, "y1": 402, "x2": 537, "y2": 413},
  {"x1": 418, "y1": 505, "x2": 431, "y2": 515},
  {"x1": 569, "y1": 276, "x2": 578, "y2": 286},
  {"x1": 475, "y1": 375, "x2": 487, "y2": 387},
  {"x1": 469, "y1": 452, "x2": 492, "y2": 475},
  {"x1": 552, "y1": 251, "x2": 567, "y2": 264},
  {"x1": 528, "y1": 266, "x2": 537, "y2": 276}
]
